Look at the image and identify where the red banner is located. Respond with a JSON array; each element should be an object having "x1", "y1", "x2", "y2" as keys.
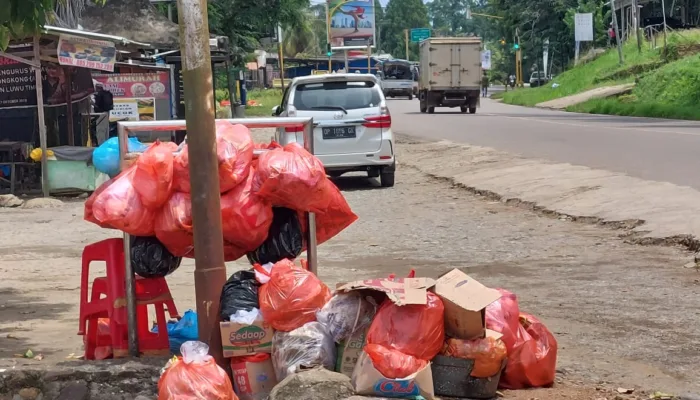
[{"x1": 92, "y1": 72, "x2": 170, "y2": 100}]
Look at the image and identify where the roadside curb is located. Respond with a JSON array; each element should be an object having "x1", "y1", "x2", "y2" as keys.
[{"x1": 396, "y1": 135, "x2": 700, "y2": 253}]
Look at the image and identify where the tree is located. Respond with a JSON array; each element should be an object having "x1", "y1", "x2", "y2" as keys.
[{"x1": 382, "y1": 0, "x2": 429, "y2": 59}]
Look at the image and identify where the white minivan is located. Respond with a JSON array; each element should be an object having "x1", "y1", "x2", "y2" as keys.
[{"x1": 272, "y1": 73, "x2": 396, "y2": 187}]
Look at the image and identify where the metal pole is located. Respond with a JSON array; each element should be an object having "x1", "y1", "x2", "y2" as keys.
[
  {"x1": 367, "y1": 44, "x2": 371, "y2": 73},
  {"x1": 278, "y1": 25, "x2": 286, "y2": 90},
  {"x1": 610, "y1": 0, "x2": 625, "y2": 64},
  {"x1": 302, "y1": 120, "x2": 318, "y2": 274},
  {"x1": 327, "y1": 1, "x2": 332, "y2": 72},
  {"x1": 117, "y1": 124, "x2": 139, "y2": 357},
  {"x1": 176, "y1": 0, "x2": 228, "y2": 366},
  {"x1": 661, "y1": 0, "x2": 668, "y2": 54},
  {"x1": 344, "y1": 49, "x2": 348, "y2": 71},
  {"x1": 33, "y1": 35, "x2": 49, "y2": 198},
  {"x1": 405, "y1": 29, "x2": 409, "y2": 60}
]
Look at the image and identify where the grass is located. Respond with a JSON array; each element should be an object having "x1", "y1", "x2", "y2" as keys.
[
  {"x1": 568, "y1": 52, "x2": 700, "y2": 120},
  {"x1": 245, "y1": 88, "x2": 283, "y2": 117}
]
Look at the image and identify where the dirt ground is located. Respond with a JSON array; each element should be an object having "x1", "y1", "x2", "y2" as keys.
[{"x1": 1, "y1": 132, "x2": 699, "y2": 399}]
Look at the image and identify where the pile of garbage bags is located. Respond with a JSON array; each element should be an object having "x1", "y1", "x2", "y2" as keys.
[
  {"x1": 84, "y1": 121, "x2": 358, "y2": 263},
  {"x1": 159, "y1": 264, "x2": 559, "y2": 400}
]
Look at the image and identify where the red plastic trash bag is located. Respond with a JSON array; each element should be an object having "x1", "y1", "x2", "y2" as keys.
[
  {"x1": 173, "y1": 121, "x2": 254, "y2": 193},
  {"x1": 365, "y1": 344, "x2": 428, "y2": 379},
  {"x1": 485, "y1": 288, "x2": 522, "y2": 352},
  {"x1": 84, "y1": 177, "x2": 117, "y2": 228},
  {"x1": 156, "y1": 192, "x2": 247, "y2": 261},
  {"x1": 441, "y1": 336, "x2": 508, "y2": 378},
  {"x1": 92, "y1": 166, "x2": 155, "y2": 236},
  {"x1": 366, "y1": 292, "x2": 445, "y2": 361},
  {"x1": 256, "y1": 259, "x2": 331, "y2": 332},
  {"x1": 133, "y1": 141, "x2": 178, "y2": 209},
  {"x1": 158, "y1": 341, "x2": 237, "y2": 400},
  {"x1": 253, "y1": 143, "x2": 328, "y2": 212},
  {"x1": 155, "y1": 192, "x2": 193, "y2": 257},
  {"x1": 297, "y1": 179, "x2": 358, "y2": 245},
  {"x1": 221, "y1": 171, "x2": 274, "y2": 251},
  {"x1": 500, "y1": 313, "x2": 558, "y2": 389}
]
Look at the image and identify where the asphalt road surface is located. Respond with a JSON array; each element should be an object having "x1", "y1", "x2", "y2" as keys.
[{"x1": 389, "y1": 97, "x2": 700, "y2": 189}]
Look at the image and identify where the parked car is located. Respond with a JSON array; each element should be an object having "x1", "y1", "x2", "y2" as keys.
[
  {"x1": 271, "y1": 73, "x2": 396, "y2": 187},
  {"x1": 529, "y1": 71, "x2": 549, "y2": 87}
]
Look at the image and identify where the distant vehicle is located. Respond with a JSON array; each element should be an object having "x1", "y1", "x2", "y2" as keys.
[
  {"x1": 376, "y1": 59, "x2": 415, "y2": 100},
  {"x1": 271, "y1": 73, "x2": 396, "y2": 187},
  {"x1": 418, "y1": 37, "x2": 482, "y2": 114},
  {"x1": 529, "y1": 71, "x2": 549, "y2": 87}
]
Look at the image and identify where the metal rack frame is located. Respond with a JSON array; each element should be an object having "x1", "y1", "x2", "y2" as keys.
[{"x1": 117, "y1": 117, "x2": 317, "y2": 356}]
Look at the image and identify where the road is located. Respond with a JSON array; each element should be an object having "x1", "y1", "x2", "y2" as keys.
[{"x1": 389, "y1": 98, "x2": 700, "y2": 189}]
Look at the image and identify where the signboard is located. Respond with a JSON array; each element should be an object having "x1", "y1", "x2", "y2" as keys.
[
  {"x1": 410, "y1": 28, "x2": 431, "y2": 43},
  {"x1": 92, "y1": 72, "x2": 170, "y2": 100},
  {"x1": 0, "y1": 57, "x2": 94, "y2": 109},
  {"x1": 329, "y1": 0, "x2": 376, "y2": 47},
  {"x1": 574, "y1": 13, "x2": 594, "y2": 42},
  {"x1": 110, "y1": 98, "x2": 156, "y2": 122},
  {"x1": 57, "y1": 34, "x2": 117, "y2": 72},
  {"x1": 480, "y1": 50, "x2": 492, "y2": 70}
]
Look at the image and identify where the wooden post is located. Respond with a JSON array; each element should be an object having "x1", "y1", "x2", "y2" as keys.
[
  {"x1": 65, "y1": 67, "x2": 75, "y2": 146},
  {"x1": 33, "y1": 35, "x2": 49, "y2": 198}
]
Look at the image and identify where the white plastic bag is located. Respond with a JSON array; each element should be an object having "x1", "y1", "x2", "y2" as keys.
[
  {"x1": 181, "y1": 340, "x2": 211, "y2": 364},
  {"x1": 316, "y1": 292, "x2": 376, "y2": 343},
  {"x1": 271, "y1": 322, "x2": 336, "y2": 381},
  {"x1": 229, "y1": 308, "x2": 262, "y2": 325}
]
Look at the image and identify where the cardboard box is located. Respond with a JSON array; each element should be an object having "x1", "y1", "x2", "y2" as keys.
[
  {"x1": 351, "y1": 351, "x2": 435, "y2": 399},
  {"x1": 336, "y1": 277, "x2": 436, "y2": 306},
  {"x1": 431, "y1": 269, "x2": 502, "y2": 340},
  {"x1": 230, "y1": 355, "x2": 278, "y2": 400},
  {"x1": 335, "y1": 328, "x2": 368, "y2": 378},
  {"x1": 220, "y1": 319, "x2": 274, "y2": 358}
]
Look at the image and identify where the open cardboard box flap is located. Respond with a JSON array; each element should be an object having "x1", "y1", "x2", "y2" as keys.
[
  {"x1": 432, "y1": 269, "x2": 503, "y2": 340},
  {"x1": 336, "y1": 277, "x2": 436, "y2": 306}
]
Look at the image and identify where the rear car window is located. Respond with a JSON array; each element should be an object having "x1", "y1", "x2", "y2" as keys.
[{"x1": 292, "y1": 81, "x2": 381, "y2": 111}]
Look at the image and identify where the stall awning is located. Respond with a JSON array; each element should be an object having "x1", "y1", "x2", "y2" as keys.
[{"x1": 43, "y1": 25, "x2": 152, "y2": 49}]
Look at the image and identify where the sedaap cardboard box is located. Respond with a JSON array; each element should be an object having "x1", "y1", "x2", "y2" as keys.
[
  {"x1": 351, "y1": 351, "x2": 435, "y2": 399},
  {"x1": 335, "y1": 327, "x2": 368, "y2": 377},
  {"x1": 431, "y1": 269, "x2": 502, "y2": 340},
  {"x1": 220, "y1": 319, "x2": 274, "y2": 358},
  {"x1": 230, "y1": 355, "x2": 278, "y2": 400}
]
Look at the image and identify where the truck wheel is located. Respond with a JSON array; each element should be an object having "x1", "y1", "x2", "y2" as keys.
[
  {"x1": 420, "y1": 102, "x2": 427, "y2": 113},
  {"x1": 469, "y1": 107, "x2": 477, "y2": 114},
  {"x1": 408, "y1": 94, "x2": 413, "y2": 100},
  {"x1": 460, "y1": 106, "x2": 467, "y2": 113},
  {"x1": 428, "y1": 107, "x2": 435, "y2": 114}
]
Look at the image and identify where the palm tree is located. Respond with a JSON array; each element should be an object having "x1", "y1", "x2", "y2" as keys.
[{"x1": 283, "y1": 10, "x2": 323, "y2": 58}]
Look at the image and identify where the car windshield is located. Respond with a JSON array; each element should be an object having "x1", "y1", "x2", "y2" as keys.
[{"x1": 293, "y1": 80, "x2": 382, "y2": 111}]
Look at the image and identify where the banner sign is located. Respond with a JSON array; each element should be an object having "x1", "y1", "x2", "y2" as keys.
[
  {"x1": 110, "y1": 98, "x2": 156, "y2": 122},
  {"x1": 58, "y1": 34, "x2": 117, "y2": 72},
  {"x1": 329, "y1": 0, "x2": 376, "y2": 47},
  {"x1": 574, "y1": 13, "x2": 594, "y2": 42},
  {"x1": 0, "y1": 57, "x2": 94, "y2": 109},
  {"x1": 93, "y1": 72, "x2": 170, "y2": 100},
  {"x1": 480, "y1": 50, "x2": 492, "y2": 70}
]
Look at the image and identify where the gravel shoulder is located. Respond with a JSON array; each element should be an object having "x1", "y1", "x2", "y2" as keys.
[{"x1": 1, "y1": 130, "x2": 699, "y2": 399}]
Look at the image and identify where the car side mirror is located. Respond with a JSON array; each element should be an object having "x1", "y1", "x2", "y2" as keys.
[{"x1": 271, "y1": 105, "x2": 279, "y2": 116}]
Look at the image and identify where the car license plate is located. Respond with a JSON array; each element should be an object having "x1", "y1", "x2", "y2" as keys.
[{"x1": 322, "y1": 126, "x2": 356, "y2": 139}]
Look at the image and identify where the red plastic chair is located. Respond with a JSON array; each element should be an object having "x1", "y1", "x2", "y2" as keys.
[{"x1": 79, "y1": 238, "x2": 180, "y2": 359}]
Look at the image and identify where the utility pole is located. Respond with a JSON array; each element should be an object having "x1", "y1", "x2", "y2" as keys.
[
  {"x1": 632, "y1": 0, "x2": 642, "y2": 53},
  {"x1": 610, "y1": 0, "x2": 624, "y2": 64},
  {"x1": 175, "y1": 0, "x2": 228, "y2": 366},
  {"x1": 278, "y1": 25, "x2": 285, "y2": 90},
  {"x1": 33, "y1": 35, "x2": 49, "y2": 198},
  {"x1": 326, "y1": 0, "x2": 332, "y2": 71}
]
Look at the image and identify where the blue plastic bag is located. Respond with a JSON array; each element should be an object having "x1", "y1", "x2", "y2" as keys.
[
  {"x1": 93, "y1": 137, "x2": 148, "y2": 177},
  {"x1": 153, "y1": 309, "x2": 198, "y2": 355}
]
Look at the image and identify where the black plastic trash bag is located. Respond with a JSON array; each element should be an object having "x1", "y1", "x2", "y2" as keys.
[
  {"x1": 219, "y1": 270, "x2": 260, "y2": 321},
  {"x1": 246, "y1": 207, "x2": 303, "y2": 265},
  {"x1": 130, "y1": 236, "x2": 182, "y2": 278}
]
